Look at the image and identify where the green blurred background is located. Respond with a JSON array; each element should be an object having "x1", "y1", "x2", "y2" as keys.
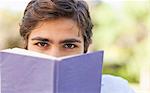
[{"x1": 0, "y1": 0, "x2": 150, "y2": 93}]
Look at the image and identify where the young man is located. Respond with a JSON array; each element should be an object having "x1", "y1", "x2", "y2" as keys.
[{"x1": 19, "y1": 0, "x2": 135, "y2": 93}]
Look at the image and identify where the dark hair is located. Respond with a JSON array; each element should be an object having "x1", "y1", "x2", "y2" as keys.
[{"x1": 20, "y1": 0, "x2": 93, "y2": 53}]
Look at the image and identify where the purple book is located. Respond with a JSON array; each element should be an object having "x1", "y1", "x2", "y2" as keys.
[{"x1": 0, "y1": 48, "x2": 103, "y2": 93}]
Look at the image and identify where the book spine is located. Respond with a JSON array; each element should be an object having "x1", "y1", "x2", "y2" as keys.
[
  {"x1": 0, "y1": 52, "x2": 1, "y2": 93},
  {"x1": 0, "y1": 52, "x2": 2, "y2": 63},
  {"x1": 53, "y1": 60, "x2": 59, "y2": 93}
]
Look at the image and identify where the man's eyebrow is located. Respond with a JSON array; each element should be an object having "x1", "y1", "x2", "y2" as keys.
[
  {"x1": 60, "y1": 39, "x2": 81, "y2": 44},
  {"x1": 31, "y1": 37, "x2": 50, "y2": 42},
  {"x1": 31, "y1": 37, "x2": 81, "y2": 43}
]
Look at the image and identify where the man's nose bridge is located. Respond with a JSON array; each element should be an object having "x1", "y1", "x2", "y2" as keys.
[{"x1": 47, "y1": 46, "x2": 60, "y2": 57}]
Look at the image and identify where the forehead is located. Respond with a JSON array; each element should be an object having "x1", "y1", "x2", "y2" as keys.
[{"x1": 28, "y1": 18, "x2": 83, "y2": 42}]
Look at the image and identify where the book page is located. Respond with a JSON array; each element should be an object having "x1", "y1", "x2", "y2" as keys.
[
  {"x1": 1, "y1": 48, "x2": 85, "y2": 61},
  {"x1": 1, "y1": 48, "x2": 61, "y2": 61}
]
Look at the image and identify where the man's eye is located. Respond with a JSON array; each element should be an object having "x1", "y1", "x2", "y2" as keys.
[
  {"x1": 63, "y1": 44, "x2": 77, "y2": 49},
  {"x1": 35, "y1": 42, "x2": 49, "y2": 47}
]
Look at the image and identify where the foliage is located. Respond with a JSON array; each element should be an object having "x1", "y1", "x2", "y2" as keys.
[
  {"x1": 91, "y1": 0, "x2": 150, "y2": 83},
  {"x1": 0, "y1": 10, "x2": 23, "y2": 49}
]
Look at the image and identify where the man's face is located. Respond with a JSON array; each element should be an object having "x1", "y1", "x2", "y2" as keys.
[{"x1": 27, "y1": 18, "x2": 84, "y2": 57}]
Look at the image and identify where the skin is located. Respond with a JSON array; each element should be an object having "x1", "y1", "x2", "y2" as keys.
[{"x1": 27, "y1": 18, "x2": 85, "y2": 57}]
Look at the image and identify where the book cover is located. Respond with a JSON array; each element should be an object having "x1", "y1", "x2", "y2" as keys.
[{"x1": 0, "y1": 48, "x2": 104, "y2": 93}]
